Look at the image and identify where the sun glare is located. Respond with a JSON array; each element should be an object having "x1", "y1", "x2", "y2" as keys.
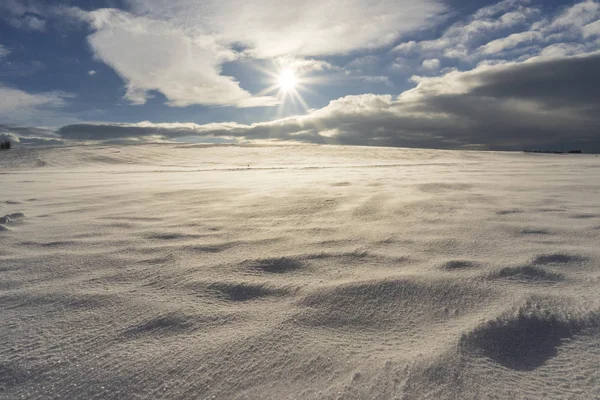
[
  {"x1": 278, "y1": 69, "x2": 297, "y2": 92},
  {"x1": 255, "y1": 63, "x2": 319, "y2": 116}
]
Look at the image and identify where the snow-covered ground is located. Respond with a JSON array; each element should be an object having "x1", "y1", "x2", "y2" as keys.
[{"x1": 1, "y1": 144, "x2": 599, "y2": 399}]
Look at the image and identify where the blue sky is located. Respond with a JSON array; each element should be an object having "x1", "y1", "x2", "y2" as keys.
[{"x1": 1, "y1": 0, "x2": 600, "y2": 150}]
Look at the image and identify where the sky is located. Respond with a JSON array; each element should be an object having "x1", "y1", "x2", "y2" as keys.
[{"x1": 1, "y1": 0, "x2": 599, "y2": 151}]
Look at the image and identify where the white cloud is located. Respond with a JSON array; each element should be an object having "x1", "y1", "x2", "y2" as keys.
[
  {"x1": 0, "y1": 45, "x2": 10, "y2": 59},
  {"x1": 126, "y1": 0, "x2": 446, "y2": 58},
  {"x1": 80, "y1": 0, "x2": 445, "y2": 109},
  {"x1": 74, "y1": 0, "x2": 445, "y2": 109},
  {"x1": 392, "y1": 2, "x2": 541, "y2": 59},
  {"x1": 546, "y1": 0, "x2": 600, "y2": 31},
  {"x1": 582, "y1": 19, "x2": 600, "y2": 38},
  {"x1": 422, "y1": 59, "x2": 441, "y2": 70},
  {"x1": 0, "y1": 85, "x2": 68, "y2": 113},
  {"x1": 539, "y1": 43, "x2": 587, "y2": 58},
  {"x1": 342, "y1": 56, "x2": 393, "y2": 84},
  {"x1": 0, "y1": 0, "x2": 46, "y2": 31},
  {"x1": 472, "y1": 0, "x2": 530, "y2": 18},
  {"x1": 278, "y1": 58, "x2": 340, "y2": 74},
  {"x1": 443, "y1": 45, "x2": 469, "y2": 59},
  {"x1": 478, "y1": 31, "x2": 542, "y2": 54},
  {"x1": 0, "y1": 84, "x2": 74, "y2": 125},
  {"x1": 88, "y1": 70, "x2": 97, "y2": 76},
  {"x1": 0, "y1": 0, "x2": 35, "y2": 15},
  {"x1": 86, "y1": 9, "x2": 278, "y2": 108},
  {"x1": 392, "y1": 41, "x2": 418, "y2": 54},
  {"x1": 347, "y1": 56, "x2": 379, "y2": 70},
  {"x1": 12, "y1": 14, "x2": 46, "y2": 31},
  {"x1": 390, "y1": 0, "x2": 600, "y2": 70},
  {"x1": 357, "y1": 75, "x2": 392, "y2": 85}
]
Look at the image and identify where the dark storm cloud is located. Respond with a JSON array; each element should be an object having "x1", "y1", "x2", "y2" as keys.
[
  {"x1": 466, "y1": 53, "x2": 600, "y2": 106},
  {"x1": 54, "y1": 53, "x2": 600, "y2": 151}
]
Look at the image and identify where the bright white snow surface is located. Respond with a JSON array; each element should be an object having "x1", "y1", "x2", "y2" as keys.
[{"x1": 1, "y1": 144, "x2": 600, "y2": 399}]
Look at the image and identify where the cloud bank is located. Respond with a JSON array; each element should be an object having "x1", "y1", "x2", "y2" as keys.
[
  {"x1": 0, "y1": 125, "x2": 64, "y2": 147},
  {"x1": 55, "y1": 52, "x2": 600, "y2": 151}
]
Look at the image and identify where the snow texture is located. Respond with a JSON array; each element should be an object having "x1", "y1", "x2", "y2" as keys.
[{"x1": 1, "y1": 144, "x2": 599, "y2": 399}]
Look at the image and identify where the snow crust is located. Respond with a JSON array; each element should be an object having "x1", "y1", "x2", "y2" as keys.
[{"x1": 1, "y1": 144, "x2": 599, "y2": 399}]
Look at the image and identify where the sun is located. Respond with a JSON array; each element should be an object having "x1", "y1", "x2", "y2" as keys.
[
  {"x1": 254, "y1": 62, "x2": 317, "y2": 116},
  {"x1": 278, "y1": 69, "x2": 297, "y2": 92}
]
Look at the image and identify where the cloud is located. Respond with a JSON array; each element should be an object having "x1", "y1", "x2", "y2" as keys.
[
  {"x1": 0, "y1": 84, "x2": 74, "y2": 126},
  {"x1": 11, "y1": 14, "x2": 46, "y2": 30},
  {"x1": 280, "y1": 58, "x2": 340, "y2": 74},
  {"x1": 6, "y1": 0, "x2": 599, "y2": 153},
  {"x1": 478, "y1": 31, "x2": 542, "y2": 54},
  {"x1": 126, "y1": 0, "x2": 446, "y2": 58},
  {"x1": 545, "y1": 0, "x2": 600, "y2": 32},
  {"x1": 76, "y1": 0, "x2": 445, "y2": 109},
  {"x1": 0, "y1": 0, "x2": 46, "y2": 31},
  {"x1": 472, "y1": 0, "x2": 529, "y2": 19},
  {"x1": 582, "y1": 19, "x2": 600, "y2": 38},
  {"x1": 0, "y1": 125, "x2": 65, "y2": 147},
  {"x1": 54, "y1": 53, "x2": 600, "y2": 152},
  {"x1": 538, "y1": 42, "x2": 587, "y2": 58},
  {"x1": 0, "y1": 85, "x2": 70, "y2": 113},
  {"x1": 392, "y1": 0, "x2": 541, "y2": 56},
  {"x1": 0, "y1": 45, "x2": 10, "y2": 59},
  {"x1": 56, "y1": 119, "x2": 328, "y2": 144},
  {"x1": 422, "y1": 59, "x2": 441, "y2": 70},
  {"x1": 88, "y1": 70, "x2": 97, "y2": 76},
  {"x1": 391, "y1": 0, "x2": 600, "y2": 66},
  {"x1": 84, "y1": 9, "x2": 278, "y2": 108}
]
